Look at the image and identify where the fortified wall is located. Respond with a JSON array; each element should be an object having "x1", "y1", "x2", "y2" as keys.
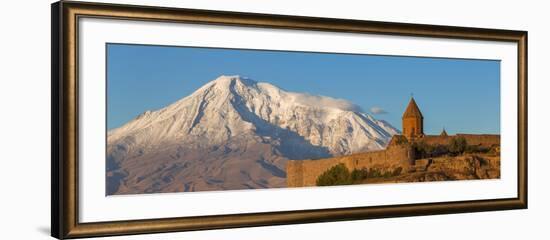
[
  {"x1": 420, "y1": 134, "x2": 500, "y2": 147},
  {"x1": 286, "y1": 134, "x2": 500, "y2": 188},
  {"x1": 286, "y1": 144, "x2": 413, "y2": 187}
]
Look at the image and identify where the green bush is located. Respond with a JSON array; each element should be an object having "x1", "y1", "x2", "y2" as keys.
[
  {"x1": 367, "y1": 168, "x2": 382, "y2": 178},
  {"x1": 350, "y1": 168, "x2": 369, "y2": 182},
  {"x1": 410, "y1": 136, "x2": 496, "y2": 158},
  {"x1": 316, "y1": 165, "x2": 405, "y2": 186},
  {"x1": 412, "y1": 141, "x2": 448, "y2": 158},
  {"x1": 392, "y1": 167, "x2": 403, "y2": 176},
  {"x1": 449, "y1": 137, "x2": 467, "y2": 155},
  {"x1": 316, "y1": 164, "x2": 353, "y2": 186},
  {"x1": 465, "y1": 145, "x2": 490, "y2": 154},
  {"x1": 411, "y1": 137, "x2": 492, "y2": 158}
]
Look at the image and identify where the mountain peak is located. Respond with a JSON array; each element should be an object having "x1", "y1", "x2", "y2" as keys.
[
  {"x1": 214, "y1": 75, "x2": 242, "y2": 83},
  {"x1": 208, "y1": 75, "x2": 257, "y2": 88}
]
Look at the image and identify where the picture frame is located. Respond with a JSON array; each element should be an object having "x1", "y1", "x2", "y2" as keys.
[{"x1": 51, "y1": 1, "x2": 527, "y2": 239}]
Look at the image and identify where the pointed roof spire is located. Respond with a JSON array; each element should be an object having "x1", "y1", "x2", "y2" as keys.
[
  {"x1": 440, "y1": 128, "x2": 448, "y2": 136},
  {"x1": 402, "y1": 97, "x2": 423, "y2": 119}
]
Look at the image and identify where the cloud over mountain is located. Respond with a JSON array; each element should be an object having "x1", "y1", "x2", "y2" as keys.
[
  {"x1": 289, "y1": 92, "x2": 363, "y2": 112},
  {"x1": 370, "y1": 106, "x2": 388, "y2": 114}
]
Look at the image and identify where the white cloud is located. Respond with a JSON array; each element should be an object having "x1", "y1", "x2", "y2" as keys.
[
  {"x1": 370, "y1": 106, "x2": 388, "y2": 114},
  {"x1": 290, "y1": 93, "x2": 362, "y2": 112}
]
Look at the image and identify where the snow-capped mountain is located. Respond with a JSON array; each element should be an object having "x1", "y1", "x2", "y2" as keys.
[{"x1": 107, "y1": 75, "x2": 399, "y2": 194}]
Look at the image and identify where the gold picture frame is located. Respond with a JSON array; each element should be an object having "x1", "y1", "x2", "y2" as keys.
[{"x1": 51, "y1": 1, "x2": 527, "y2": 239}]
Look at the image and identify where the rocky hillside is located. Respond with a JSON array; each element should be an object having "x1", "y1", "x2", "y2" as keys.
[{"x1": 364, "y1": 154, "x2": 500, "y2": 184}]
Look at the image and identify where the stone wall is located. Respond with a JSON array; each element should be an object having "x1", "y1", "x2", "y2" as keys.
[
  {"x1": 287, "y1": 145, "x2": 412, "y2": 187},
  {"x1": 421, "y1": 134, "x2": 500, "y2": 147}
]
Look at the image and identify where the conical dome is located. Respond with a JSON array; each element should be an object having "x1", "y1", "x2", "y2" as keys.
[{"x1": 402, "y1": 97, "x2": 423, "y2": 119}]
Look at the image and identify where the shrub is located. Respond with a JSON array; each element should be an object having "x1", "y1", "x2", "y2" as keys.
[
  {"x1": 449, "y1": 137, "x2": 467, "y2": 155},
  {"x1": 431, "y1": 144, "x2": 450, "y2": 156},
  {"x1": 316, "y1": 165, "x2": 404, "y2": 186},
  {"x1": 411, "y1": 137, "x2": 493, "y2": 157},
  {"x1": 350, "y1": 168, "x2": 369, "y2": 182},
  {"x1": 392, "y1": 167, "x2": 403, "y2": 176},
  {"x1": 412, "y1": 141, "x2": 447, "y2": 158},
  {"x1": 367, "y1": 168, "x2": 382, "y2": 178},
  {"x1": 465, "y1": 145, "x2": 490, "y2": 154},
  {"x1": 316, "y1": 164, "x2": 352, "y2": 186},
  {"x1": 411, "y1": 141, "x2": 427, "y2": 158}
]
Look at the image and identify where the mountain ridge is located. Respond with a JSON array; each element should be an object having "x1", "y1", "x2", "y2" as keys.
[{"x1": 106, "y1": 75, "x2": 399, "y2": 194}]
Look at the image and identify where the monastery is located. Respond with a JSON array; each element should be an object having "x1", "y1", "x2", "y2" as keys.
[{"x1": 287, "y1": 97, "x2": 500, "y2": 187}]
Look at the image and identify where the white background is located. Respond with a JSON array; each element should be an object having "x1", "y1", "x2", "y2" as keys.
[{"x1": 0, "y1": 0, "x2": 547, "y2": 239}]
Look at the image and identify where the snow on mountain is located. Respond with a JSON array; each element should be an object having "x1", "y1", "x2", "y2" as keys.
[{"x1": 106, "y1": 75, "x2": 399, "y2": 194}]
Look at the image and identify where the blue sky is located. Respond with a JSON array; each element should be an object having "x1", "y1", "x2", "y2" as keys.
[{"x1": 107, "y1": 43, "x2": 500, "y2": 134}]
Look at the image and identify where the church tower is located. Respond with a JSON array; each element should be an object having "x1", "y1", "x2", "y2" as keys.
[{"x1": 402, "y1": 97, "x2": 424, "y2": 140}]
